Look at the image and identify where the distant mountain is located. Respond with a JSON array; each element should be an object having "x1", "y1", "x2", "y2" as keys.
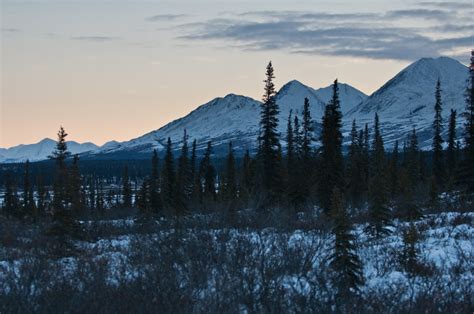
[
  {"x1": 0, "y1": 138, "x2": 98, "y2": 163},
  {"x1": 2, "y1": 56, "x2": 469, "y2": 163},
  {"x1": 347, "y1": 57, "x2": 469, "y2": 148},
  {"x1": 90, "y1": 80, "x2": 366, "y2": 157}
]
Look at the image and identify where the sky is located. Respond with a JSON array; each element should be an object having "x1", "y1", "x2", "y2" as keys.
[{"x1": 1, "y1": 0, "x2": 473, "y2": 148}]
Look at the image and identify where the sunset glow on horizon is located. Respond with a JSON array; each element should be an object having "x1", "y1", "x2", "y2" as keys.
[{"x1": 2, "y1": 0, "x2": 472, "y2": 148}]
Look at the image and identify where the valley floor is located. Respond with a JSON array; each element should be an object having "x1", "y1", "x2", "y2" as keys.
[{"x1": 0, "y1": 210, "x2": 473, "y2": 313}]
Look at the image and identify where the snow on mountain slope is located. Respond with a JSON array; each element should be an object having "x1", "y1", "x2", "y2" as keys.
[
  {"x1": 0, "y1": 138, "x2": 98, "y2": 163},
  {"x1": 94, "y1": 80, "x2": 367, "y2": 156},
  {"x1": 347, "y1": 57, "x2": 469, "y2": 148}
]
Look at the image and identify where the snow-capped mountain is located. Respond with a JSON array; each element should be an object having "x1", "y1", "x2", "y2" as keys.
[
  {"x1": 347, "y1": 57, "x2": 469, "y2": 148},
  {"x1": 90, "y1": 80, "x2": 367, "y2": 157},
  {"x1": 2, "y1": 56, "x2": 469, "y2": 162},
  {"x1": 0, "y1": 138, "x2": 98, "y2": 163}
]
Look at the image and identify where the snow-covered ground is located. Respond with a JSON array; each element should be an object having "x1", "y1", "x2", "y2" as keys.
[{"x1": 0, "y1": 210, "x2": 472, "y2": 311}]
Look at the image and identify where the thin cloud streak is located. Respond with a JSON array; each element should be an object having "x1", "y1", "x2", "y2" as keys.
[{"x1": 176, "y1": 6, "x2": 473, "y2": 61}]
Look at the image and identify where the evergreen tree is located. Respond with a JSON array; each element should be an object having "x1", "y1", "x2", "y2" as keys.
[
  {"x1": 199, "y1": 141, "x2": 216, "y2": 202},
  {"x1": 399, "y1": 128, "x2": 423, "y2": 220},
  {"x1": 47, "y1": 127, "x2": 80, "y2": 239},
  {"x1": 400, "y1": 223, "x2": 421, "y2": 276},
  {"x1": 69, "y1": 155, "x2": 82, "y2": 212},
  {"x1": 136, "y1": 179, "x2": 151, "y2": 214},
  {"x1": 161, "y1": 137, "x2": 175, "y2": 211},
  {"x1": 318, "y1": 80, "x2": 344, "y2": 212},
  {"x1": 367, "y1": 113, "x2": 392, "y2": 237},
  {"x1": 222, "y1": 142, "x2": 237, "y2": 202},
  {"x1": 329, "y1": 188, "x2": 364, "y2": 299},
  {"x1": 36, "y1": 173, "x2": 47, "y2": 215},
  {"x1": 286, "y1": 111, "x2": 300, "y2": 208},
  {"x1": 176, "y1": 131, "x2": 191, "y2": 214},
  {"x1": 347, "y1": 119, "x2": 364, "y2": 207},
  {"x1": 241, "y1": 149, "x2": 256, "y2": 203},
  {"x1": 150, "y1": 149, "x2": 161, "y2": 212},
  {"x1": 300, "y1": 97, "x2": 314, "y2": 204},
  {"x1": 190, "y1": 139, "x2": 200, "y2": 206},
  {"x1": 3, "y1": 173, "x2": 19, "y2": 217},
  {"x1": 49, "y1": 126, "x2": 71, "y2": 210},
  {"x1": 257, "y1": 61, "x2": 282, "y2": 207},
  {"x1": 457, "y1": 50, "x2": 474, "y2": 192},
  {"x1": 432, "y1": 79, "x2": 444, "y2": 189},
  {"x1": 446, "y1": 109, "x2": 457, "y2": 174},
  {"x1": 293, "y1": 115, "x2": 302, "y2": 155},
  {"x1": 122, "y1": 165, "x2": 132, "y2": 208},
  {"x1": 23, "y1": 160, "x2": 36, "y2": 216},
  {"x1": 388, "y1": 140, "x2": 400, "y2": 198}
]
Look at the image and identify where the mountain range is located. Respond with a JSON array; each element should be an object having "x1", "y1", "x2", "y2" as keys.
[{"x1": 0, "y1": 56, "x2": 469, "y2": 163}]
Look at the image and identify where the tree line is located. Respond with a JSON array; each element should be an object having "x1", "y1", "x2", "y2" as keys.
[{"x1": 2, "y1": 53, "x2": 473, "y2": 297}]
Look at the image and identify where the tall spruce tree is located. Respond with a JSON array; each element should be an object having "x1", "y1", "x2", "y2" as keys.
[
  {"x1": 161, "y1": 137, "x2": 175, "y2": 211},
  {"x1": 49, "y1": 126, "x2": 71, "y2": 210},
  {"x1": 446, "y1": 109, "x2": 457, "y2": 175},
  {"x1": 329, "y1": 188, "x2": 364, "y2": 299},
  {"x1": 300, "y1": 97, "x2": 314, "y2": 204},
  {"x1": 367, "y1": 113, "x2": 392, "y2": 237},
  {"x1": 318, "y1": 80, "x2": 344, "y2": 212},
  {"x1": 457, "y1": 50, "x2": 474, "y2": 192},
  {"x1": 286, "y1": 111, "x2": 299, "y2": 208},
  {"x1": 257, "y1": 61, "x2": 282, "y2": 207},
  {"x1": 347, "y1": 120, "x2": 364, "y2": 207},
  {"x1": 432, "y1": 79, "x2": 444, "y2": 189}
]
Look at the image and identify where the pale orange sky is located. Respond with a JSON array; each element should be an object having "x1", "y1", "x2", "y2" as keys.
[{"x1": 1, "y1": 0, "x2": 472, "y2": 148}]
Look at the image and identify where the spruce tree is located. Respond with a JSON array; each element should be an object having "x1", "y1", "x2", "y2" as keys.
[
  {"x1": 3, "y1": 173, "x2": 19, "y2": 217},
  {"x1": 329, "y1": 188, "x2": 364, "y2": 299},
  {"x1": 446, "y1": 109, "x2": 457, "y2": 175},
  {"x1": 257, "y1": 61, "x2": 282, "y2": 207},
  {"x1": 190, "y1": 139, "x2": 200, "y2": 206},
  {"x1": 36, "y1": 173, "x2": 47, "y2": 215},
  {"x1": 222, "y1": 142, "x2": 237, "y2": 202},
  {"x1": 49, "y1": 126, "x2": 71, "y2": 210},
  {"x1": 161, "y1": 137, "x2": 175, "y2": 212},
  {"x1": 347, "y1": 119, "x2": 363, "y2": 207},
  {"x1": 241, "y1": 149, "x2": 255, "y2": 203},
  {"x1": 69, "y1": 155, "x2": 82, "y2": 212},
  {"x1": 122, "y1": 165, "x2": 132, "y2": 208},
  {"x1": 399, "y1": 128, "x2": 423, "y2": 220},
  {"x1": 300, "y1": 97, "x2": 314, "y2": 204},
  {"x1": 23, "y1": 160, "x2": 36, "y2": 216},
  {"x1": 199, "y1": 141, "x2": 216, "y2": 203},
  {"x1": 48, "y1": 127, "x2": 80, "y2": 239},
  {"x1": 432, "y1": 79, "x2": 444, "y2": 190},
  {"x1": 286, "y1": 111, "x2": 299, "y2": 209},
  {"x1": 176, "y1": 131, "x2": 191, "y2": 214},
  {"x1": 388, "y1": 140, "x2": 400, "y2": 199},
  {"x1": 367, "y1": 113, "x2": 392, "y2": 237},
  {"x1": 150, "y1": 149, "x2": 161, "y2": 212},
  {"x1": 457, "y1": 50, "x2": 474, "y2": 192},
  {"x1": 318, "y1": 80, "x2": 344, "y2": 212}
]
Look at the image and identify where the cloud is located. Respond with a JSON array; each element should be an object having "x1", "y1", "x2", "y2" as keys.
[
  {"x1": 146, "y1": 14, "x2": 187, "y2": 22},
  {"x1": 419, "y1": 1, "x2": 472, "y2": 10},
  {"x1": 385, "y1": 9, "x2": 451, "y2": 20},
  {"x1": 176, "y1": 7, "x2": 473, "y2": 61},
  {"x1": 70, "y1": 36, "x2": 118, "y2": 42}
]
